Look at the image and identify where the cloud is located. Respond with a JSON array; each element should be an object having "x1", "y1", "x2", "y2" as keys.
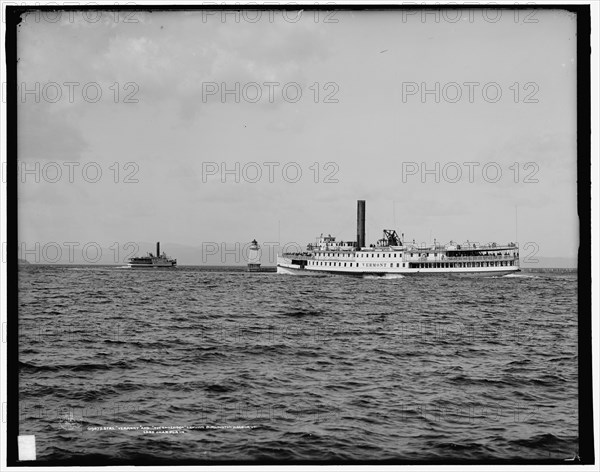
[{"x1": 18, "y1": 103, "x2": 89, "y2": 161}]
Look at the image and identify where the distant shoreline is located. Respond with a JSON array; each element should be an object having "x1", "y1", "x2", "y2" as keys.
[{"x1": 17, "y1": 263, "x2": 577, "y2": 273}]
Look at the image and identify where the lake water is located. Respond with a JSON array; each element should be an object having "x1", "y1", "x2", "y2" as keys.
[{"x1": 17, "y1": 265, "x2": 579, "y2": 463}]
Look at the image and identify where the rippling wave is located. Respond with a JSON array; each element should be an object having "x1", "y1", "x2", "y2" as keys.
[{"x1": 18, "y1": 265, "x2": 578, "y2": 463}]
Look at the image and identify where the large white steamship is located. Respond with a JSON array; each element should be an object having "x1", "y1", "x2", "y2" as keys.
[{"x1": 277, "y1": 201, "x2": 520, "y2": 277}]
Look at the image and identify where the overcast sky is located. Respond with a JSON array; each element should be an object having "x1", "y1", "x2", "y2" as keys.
[{"x1": 17, "y1": 8, "x2": 578, "y2": 260}]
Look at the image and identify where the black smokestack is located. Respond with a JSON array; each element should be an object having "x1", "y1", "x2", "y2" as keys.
[
  {"x1": 157, "y1": 242, "x2": 160, "y2": 257},
  {"x1": 357, "y1": 200, "x2": 366, "y2": 250}
]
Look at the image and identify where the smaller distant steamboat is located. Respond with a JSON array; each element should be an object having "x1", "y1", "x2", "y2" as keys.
[{"x1": 127, "y1": 242, "x2": 177, "y2": 269}]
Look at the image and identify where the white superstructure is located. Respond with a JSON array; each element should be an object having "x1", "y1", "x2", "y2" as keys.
[{"x1": 277, "y1": 201, "x2": 519, "y2": 277}]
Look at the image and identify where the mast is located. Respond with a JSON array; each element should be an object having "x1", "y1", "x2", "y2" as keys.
[{"x1": 515, "y1": 205, "x2": 518, "y2": 245}]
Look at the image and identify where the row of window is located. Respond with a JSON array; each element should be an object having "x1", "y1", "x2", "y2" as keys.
[
  {"x1": 314, "y1": 252, "x2": 516, "y2": 260},
  {"x1": 410, "y1": 261, "x2": 516, "y2": 268},
  {"x1": 316, "y1": 252, "x2": 403, "y2": 259},
  {"x1": 306, "y1": 260, "x2": 516, "y2": 269},
  {"x1": 308, "y1": 261, "x2": 407, "y2": 268}
]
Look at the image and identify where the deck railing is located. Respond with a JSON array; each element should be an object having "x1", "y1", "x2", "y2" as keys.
[
  {"x1": 417, "y1": 254, "x2": 518, "y2": 262},
  {"x1": 281, "y1": 253, "x2": 519, "y2": 263}
]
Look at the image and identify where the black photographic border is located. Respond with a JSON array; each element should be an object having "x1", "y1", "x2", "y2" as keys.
[{"x1": 4, "y1": 2, "x2": 594, "y2": 467}]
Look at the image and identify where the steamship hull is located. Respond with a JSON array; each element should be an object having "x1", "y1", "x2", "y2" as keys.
[
  {"x1": 127, "y1": 261, "x2": 177, "y2": 269},
  {"x1": 276, "y1": 260, "x2": 518, "y2": 277},
  {"x1": 277, "y1": 200, "x2": 520, "y2": 277}
]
